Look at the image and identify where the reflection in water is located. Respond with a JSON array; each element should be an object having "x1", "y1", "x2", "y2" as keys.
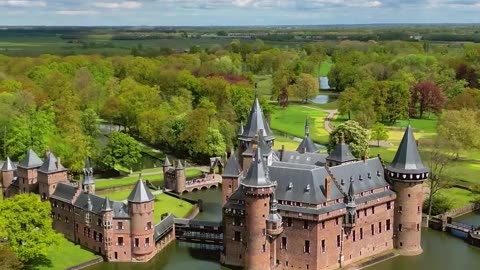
[
  {"x1": 87, "y1": 189, "x2": 480, "y2": 270},
  {"x1": 311, "y1": 94, "x2": 329, "y2": 104}
]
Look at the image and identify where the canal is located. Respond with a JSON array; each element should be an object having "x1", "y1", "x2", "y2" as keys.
[{"x1": 86, "y1": 189, "x2": 480, "y2": 270}]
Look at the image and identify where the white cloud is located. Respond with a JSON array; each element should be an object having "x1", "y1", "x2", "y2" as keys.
[
  {"x1": 0, "y1": 0, "x2": 46, "y2": 7},
  {"x1": 93, "y1": 1, "x2": 142, "y2": 9},
  {"x1": 56, "y1": 10, "x2": 99, "y2": 15}
]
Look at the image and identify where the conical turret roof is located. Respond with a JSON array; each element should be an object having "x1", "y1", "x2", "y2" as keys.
[
  {"x1": 18, "y1": 149, "x2": 43, "y2": 168},
  {"x1": 387, "y1": 125, "x2": 429, "y2": 174},
  {"x1": 346, "y1": 179, "x2": 356, "y2": 208},
  {"x1": 241, "y1": 145, "x2": 274, "y2": 188},
  {"x1": 267, "y1": 189, "x2": 282, "y2": 223},
  {"x1": 175, "y1": 160, "x2": 184, "y2": 170},
  {"x1": 127, "y1": 175, "x2": 154, "y2": 203},
  {"x1": 223, "y1": 150, "x2": 242, "y2": 177},
  {"x1": 239, "y1": 90, "x2": 274, "y2": 141},
  {"x1": 296, "y1": 119, "x2": 318, "y2": 153},
  {"x1": 1, "y1": 157, "x2": 16, "y2": 171},
  {"x1": 163, "y1": 156, "x2": 171, "y2": 167},
  {"x1": 39, "y1": 152, "x2": 65, "y2": 173},
  {"x1": 101, "y1": 196, "x2": 113, "y2": 212},
  {"x1": 327, "y1": 134, "x2": 356, "y2": 163}
]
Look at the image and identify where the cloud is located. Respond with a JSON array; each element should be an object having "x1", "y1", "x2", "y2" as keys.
[
  {"x1": 56, "y1": 10, "x2": 99, "y2": 15},
  {"x1": 0, "y1": 0, "x2": 46, "y2": 7},
  {"x1": 93, "y1": 1, "x2": 142, "y2": 9}
]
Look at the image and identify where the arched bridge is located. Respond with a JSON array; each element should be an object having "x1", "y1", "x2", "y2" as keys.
[
  {"x1": 184, "y1": 174, "x2": 222, "y2": 193},
  {"x1": 174, "y1": 218, "x2": 223, "y2": 246}
]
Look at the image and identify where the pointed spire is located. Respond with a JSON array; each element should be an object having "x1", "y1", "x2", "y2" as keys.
[
  {"x1": 326, "y1": 132, "x2": 356, "y2": 164},
  {"x1": 346, "y1": 179, "x2": 356, "y2": 208},
  {"x1": 82, "y1": 157, "x2": 94, "y2": 185},
  {"x1": 18, "y1": 149, "x2": 43, "y2": 168},
  {"x1": 305, "y1": 117, "x2": 310, "y2": 137},
  {"x1": 127, "y1": 175, "x2": 154, "y2": 203},
  {"x1": 387, "y1": 125, "x2": 429, "y2": 174},
  {"x1": 241, "y1": 143, "x2": 273, "y2": 188},
  {"x1": 87, "y1": 194, "x2": 93, "y2": 211},
  {"x1": 296, "y1": 119, "x2": 318, "y2": 153},
  {"x1": 239, "y1": 87, "x2": 274, "y2": 141},
  {"x1": 163, "y1": 156, "x2": 171, "y2": 167},
  {"x1": 175, "y1": 160, "x2": 184, "y2": 170},
  {"x1": 39, "y1": 152, "x2": 65, "y2": 173},
  {"x1": 223, "y1": 149, "x2": 242, "y2": 177},
  {"x1": 102, "y1": 196, "x2": 113, "y2": 212},
  {"x1": 267, "y1": 186, "x2": 282, "y2": 223},
  {"x1": 1, "y1": 157, "x2": 16, "y2": 171}
]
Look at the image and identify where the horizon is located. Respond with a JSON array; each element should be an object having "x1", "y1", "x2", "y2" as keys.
[{"x1": 2, "y1": 1, "x2": 480, "y2": 26}]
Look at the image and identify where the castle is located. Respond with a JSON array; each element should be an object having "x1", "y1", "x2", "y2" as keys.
[
  {"x1": 0, "y1": 92, "x2": 429, "y2": 269},
  {"x1": 220, "y1": 93, "x2": 429, "y2": 269},
  {"x1": 1, "y1": 151, "x2": 175, "y2": 262}
]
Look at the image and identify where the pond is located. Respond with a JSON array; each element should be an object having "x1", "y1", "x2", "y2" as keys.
[{"x1": 311, "y1": 94, "x2": 330, "y2": 104}]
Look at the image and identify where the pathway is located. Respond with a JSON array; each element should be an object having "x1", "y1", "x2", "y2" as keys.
[{"x1": 323, "y1": 109, "x2": 338, "y2": 134}]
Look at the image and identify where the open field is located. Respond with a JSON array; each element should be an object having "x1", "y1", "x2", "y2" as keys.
[
  {"x1": 95, "y1": 168, "x2": 202, "y2": 190},
  {"x1": 437, "y1": 187, "x2": 476, "y2": 209},
  {"x1": 37, "y1": 235, "x2": 99, "y2": 270}
]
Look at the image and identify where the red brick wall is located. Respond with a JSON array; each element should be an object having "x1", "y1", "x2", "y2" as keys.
[
  {"x1": 129, "y1": 201, "x2": 155, "y2": 261},
  {"x1": 221, "y1": 176, "x2": 239, "y2": 206},
  {"x1": 244, "y1": 194, "x2": 270, "y2": 270},
  {"x1": 222, "y1": 215, "x2": 246, "y2": 267}
]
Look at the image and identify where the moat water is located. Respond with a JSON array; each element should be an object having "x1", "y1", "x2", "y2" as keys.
[{"x1": 85, "y1": 189, "x2": 480, "y2": 270}]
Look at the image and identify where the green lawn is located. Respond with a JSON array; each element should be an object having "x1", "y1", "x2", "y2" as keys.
[
  {"x1": 95, "y1": 168, "x2": 202, "y2": 190},
  {"x1": 271, "y1": 104, "x2": 329, "y2": 144},
  {"x1": 37, "y1": 235, "x2": 99, "y2": 270},
  {"x1": 255, "y1": 75, "x2": 273, "y2": 97},
  {"x1": 274, "y1": 134, "x2": 301, "y2": 151},
  {"x1": 316, "y1": 57, "x2": 334, "y2": 77},
  {"x1": 437, "y1": 187, "x2": 476, "y2": 209}
]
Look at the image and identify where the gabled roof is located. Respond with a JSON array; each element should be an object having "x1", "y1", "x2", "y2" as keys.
[
  {"x1": 1, "y1": 157, "x2": 16, "y2": 171},
  {"x1": 387, "y1": 125, "x2": 429, "y2": 174},
  {"x1": 82, "y1": 157, "x2": 94, "y2": 185},
  {"x1": 18, "y1": 149, "x2": 43, "y2": 169},
  {"x1": 239, "y1": 92, "x2": 274, "y2": 141},
  {"x1": 240, "y1": 146, "x2": 273, "y2": 188},
  {"x1": 327, "y1": 135, "x2": 356, "y2": 163},
  {"x1": 163, "y1": 156, "x2": 171, "y2": 167},
  {"x1": 279, "y1": 151, "x2": 327, "y2": 167},
  {"x1": 39, "y1": 152, "x2": 65, "y2": 173},
  {"x1": 223, "y1": 152, "x2": 242, "y2": 177},
  {"x1": 127, "y1": 177, "x2": 154, "y2": 203}
]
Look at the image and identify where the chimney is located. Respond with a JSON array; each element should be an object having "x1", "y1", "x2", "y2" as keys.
[
  {"x1": 280, "y1": 145, "x2": 285, "y2": 161},
  {"x1": 325, "y1": 176, "x2": 331, "y2": 200}
]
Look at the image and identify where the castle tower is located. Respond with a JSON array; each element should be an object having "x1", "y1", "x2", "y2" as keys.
[
  {"x1": 162, "y1": 156, "x2": 171, "y2": 176},
  {"x1": 238, "y1": 87, "x2": 274, "y2": 167},
  {"x1": 343, "y1": 179, "x2": 357, "y2": 234},
  {"x1": 241, "y1": 145, "x2": 275, "y2": 270},
  {"x1": 101, "y1": 196, "x2": 114, "y2": 259},
  {"x1": 128, "y1": 176, "x2": 155, "y2": 261},
  {"x1": 175, "y1": 160, "x2": 186, "y2": 194},
  {"x1": 296, "y1": 117, "x2": 318, "y2": 153},
  {"x1": 1, "y1": 157, "x2": 16, "y2": 198},
  {"x1": 17, "y1": 149, "x2": 43, "y2": 194},
  {"x1": 221, "y1": 149, "x2": 242, "y2": 206},
  {"x1": 266, "y1": 188, "x2": 282, "y2": 269},
  {"x1": 82, "y1": 157, "x2": 95, "y2": 194},
  {"x1": 326, "y1": 133, "x2": 356, "y2": 167},
  {"x1": 38, "y1": 152, "x2": 68, "y2": 200},
  {"x1": 386, "y1": 125, "x2": 429, "y2": 256}
]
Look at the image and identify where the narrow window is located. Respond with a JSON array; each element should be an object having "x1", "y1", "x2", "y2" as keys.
[
  {"x1": 321, "y1": 221, "x2": 325, "y2": 229},
  {"x1": 336, "y1": 235, "x2": 341, "y2": 247},
  {"x1": 303, "y1": 220, "x2": 309, "y2": 229},
  {"x1": 360, "y1": 228, "x2": 364, "y2": 239},
  {"x1": 321, "y1": 240, "x2": 326, "y2": 252},
  {"x1": 281, "y1": 237, "x2": 288, "y2": 249},
  {"x1": 335, "y1": 217, "x2": 339, "y2": 225},
  {"x1": 379, "y1": 222, "x2": 382, "y2": 234},
  {"x1": 372, "y1": 206, "x2": 375, "y2": 214},
  {"x1": 287, "y1": 217, "x2": 293, "y2": 227},
  {"x1": 145, "y1": 237, "x2": 150, "y2": 247},
  {"x1": 234, "y1": 231, "x2": 241, "y2": 241},
  {"x1": 134, "y1": 238, "x2": 139, "y2": 247},
  {"x1": 263, "y1": 244, "x2": 266, "y2": 252},
  {"x1": 371, "y1": 224, "x2": 375, "y2": 236},
  {"x1": 398, "y1": 206, "x2": 402, "y2": 213},
  {"x1": 399, "y1": 224, "x2": 403, "y2": 232},
  {"x1": 304, "y1": 240, "x2": 310, "y2": 253},
  {"x1": 353, "y1": 230, "x2": 356, "y2": 242},
  {"x1": 417, "y1": 223, "x2": 420, "y2": 231},
  {"x1": 387, "y1": 202, "x2": 391, "y2": 210},
  {"x1": 386, "y1": 219, "x2": 391, "y2": 231},
  {"x1": 364, "y1": 209, "x2": 367, "y2": 216},
  {"x1": 118, "y1": 237, "x2": 124, "y2": 246}
]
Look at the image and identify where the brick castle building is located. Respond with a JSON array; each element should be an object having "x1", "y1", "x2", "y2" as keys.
[
  {"x1": 221, "y1": 93, "x2": 429, "y2": 269},
  {"x1": 1, "y1": 152, "x2": 175, "y2": 262}
]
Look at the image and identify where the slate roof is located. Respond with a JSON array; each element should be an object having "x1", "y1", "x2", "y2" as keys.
[
  {"x1": 269, "y1": 162, "x2": 343, "y2": 204},
  {"x1": 1, "y1": 157, "x2": 16, "y2": 171},
  {"x1": 240, "y1": 146, "x2": 274, "y2": 188},
  {"x1": 175, "y1": 160, "x2": 184, "y2": 170},
  {"x1": 82, "y1": 157, "x2": 94, "y2": 185},
  {"x1": 326, "y1": 139, "x2": 356, "y2": 163},
  {"x1": 101, "y1": 196, "x2": 113, "y2": 211},
  {"x1": 296, "y1": 136, "x2": 319, "y2": 153},
  {"x1": 39, "y1": 152, "x2": 66, "y2": 173},
  {"x1": 329, "y1": 158, "x2": 388, "y2": 195},
  {"x1": 127, "y1": 178, "x2": 154, "y2": 203},
  {"x1": 280, "y1": 151, "x2": 327, "y2": 167},
  {"x1": 243, "y1": 132, "x2": 274, "y2": 157},
  {"x1": 223, "y1": 152, "x2": 242, "y2": 177},
  {"x1": 163, "y1": 156, "x2": 171, "y2": 167},
  {"x1": 387, "y1": 125, "x2": 429, "y2": 174},
  {"x1": 51, "y1": 182, "x2": 77, "y2": 203},
  {"x1": 239, "y1": 93, "x2": 274, "y2": 141},
  {"x1": 18, "y1": 149, "x2": 43, "y2": 168},
  {"x1": 154, "y1": 214, "x2": 174, "y2": 240}
]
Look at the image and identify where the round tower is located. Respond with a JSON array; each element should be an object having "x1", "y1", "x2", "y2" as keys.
[
  {"x1": 174, "y1": 160, "x2": 186, "y2": 193},
  {"x1": 386, "y1": 126, "x2": 429, "y2": 256},
  {"x1": 1, "y1": 157, "x2": 16, "y2": 198},
  {"x1": 127, "y1": 176, "x2": 155, "y2": 261},
  {"x1": 241, "y1": 145, "x2": 274, "y2": 270},
  {"x1": 101, "y1": 196, "x2": 114, "y2": 259}
]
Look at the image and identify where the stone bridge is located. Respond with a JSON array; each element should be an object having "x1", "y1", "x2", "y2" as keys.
[{"x1": 184, "y1": 173, "x2": 222, "y2": 193}]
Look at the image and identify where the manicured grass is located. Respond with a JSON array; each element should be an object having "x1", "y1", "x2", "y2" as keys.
[
  {"x1": 95, "y1": 168, "x2": 202, "y2": 190},
  {"x1": 271, "y1": 104, "x2": 329, "y2": 145},
  {"x1": 255, "y1": 75, "x2": 273, "y2": 97},
  {"x1": 437, "y1": 187, "x2": 476, "y2": 209},
  {"x1": 38, "y1": 235, "x2": 99, "y2": 270},
  {"x1": 153, "y1": 194, "x2": 193, "y2": 222},
  {"x1": 274, "y1": 135, "x2": 301, "y2": 151},
  {"x1": 317, "y1": 57, "x2": 334, "y2": 76}
]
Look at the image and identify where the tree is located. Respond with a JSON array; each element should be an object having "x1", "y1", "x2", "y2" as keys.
[
  {"x1": 410, "y1": 81, "x2": 446, "y2": 118},
  {"x1": 423, "y1": 194, "x2": 453, "y2": 216},
  {"x1": 328, "y1": 120, "x2": 370, "y2": 158},
  {"x1": 80, "y1": 108, "x2": 100, "y2": 138},
  {"x1": 384, "y1": 81, "x2": 410, "y2": 124},
  {"x1": 328, "y1": 62, "x2": 359, "y2": 91},
  {"x1": 338, "y1": 87, "x2": 360, "y2": 120},
  {"x1": 437, "y1": 109, "x2": 480, "y2": 159},
  {"x1": 371, "y1": 123, "x2": 389, "y2": 147},
  {"x1": 0, "y1": 194, "x2": 60, "y2": 264},
  {"x1": 102, "y1": 131, "x2": 142, "y2": 170},
  {"x1": 447, "y1": 88, "x2": 480, "y2": 110},
  {"x1": 291, "y1": 73, "x2": 319, "y2": 103},
  {"x1": 0, "y1": 244, "x2": 23, "y2": 270}
]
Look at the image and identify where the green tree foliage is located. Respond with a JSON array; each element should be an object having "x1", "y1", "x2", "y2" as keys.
[
  {"x1": 0, "y1": 244, "x2": 23, "y2": 270},
  {"x1": 291, "y1": 73, "x2": 319, "y2": 103},
  {"x1": 447, "y1": 88, "x2": 480, "y2": 110},
  {"x1": 328, "y1": 62, "x2": 359, "y2": 91},
  {"x1": 102, "y1": 131, "x2": 142, "y2": 170},
  {"x1": 328, "y1": 120, "x2": 370, "y2": 158},
  {"x1": 80, "y1": 108, "x2": 100, "y2": 138},
  {"x1": 422, "y1": 194, "x2": 453, "y2": 216},
  {"x1": 410, "y1": 81, "x2": 446, "y2": 119},
  {"x1": 371, "y1": 123, "x2": 389, "y2": 147},
  {"x1": 437, "y1": 109, "x2": 480, "y2": 158},
  {"x1": 338, "y1": 87, "x2": 360, "y2": 120},
  {"x1": 0, "y1": 194, "x2": 60, "y2": 264}
]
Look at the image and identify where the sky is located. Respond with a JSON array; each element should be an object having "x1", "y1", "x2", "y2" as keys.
[{"x1": 2, "y1": 0, "x2": 480, "y2": 26}]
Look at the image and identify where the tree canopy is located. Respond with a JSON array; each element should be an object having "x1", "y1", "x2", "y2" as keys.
[
  {"x1": 328, "y1": 120, "x2": 371, "y2": 158},
  {"x1": 102, "y1": 131, "x2": 142, "y2": 170}
]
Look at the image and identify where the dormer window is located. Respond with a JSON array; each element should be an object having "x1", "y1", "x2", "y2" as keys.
[
  {"x1": 368, "y1": 172, "x2": 371, "y2": 179},
  {"x1": 305, "y1": 184, "x2": 311, "y2": 192},
  {"x1": 359, "y1": 174, "x2": 363, "y2": 181},
  {"x1": 341, "y1": 179, "x2": 345, "y2": 185},
  {"x1": 288, "y1": 182, "x2": 293, "y2": 190},
  {"x1": 377, "y1": 171, "x2": 381, "y2": 176}
]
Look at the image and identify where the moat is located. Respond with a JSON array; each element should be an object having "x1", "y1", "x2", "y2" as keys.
[{"x1": 86, "y1": 188, "x2": 480, "y2": 270}]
